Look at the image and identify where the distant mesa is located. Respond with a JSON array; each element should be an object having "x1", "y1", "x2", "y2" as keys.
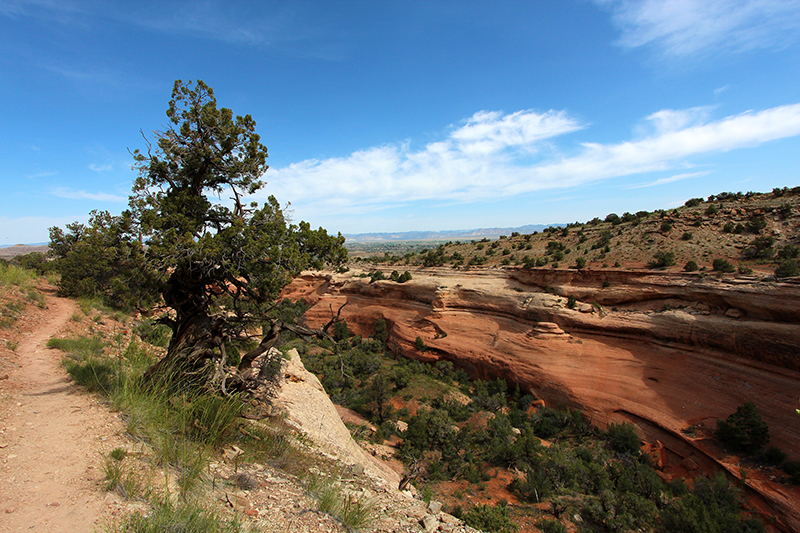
[{"x1": 344, "y1": 224, "x2": 554, "y2": 244}]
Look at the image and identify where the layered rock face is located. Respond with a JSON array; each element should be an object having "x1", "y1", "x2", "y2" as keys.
[{"x1": 284, "y1": 267, "x2": 800, "y2": 531}]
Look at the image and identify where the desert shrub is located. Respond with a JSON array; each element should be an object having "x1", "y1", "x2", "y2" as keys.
[
  {"x1": 743, "y1": 236, "x2": 775, "y2": 259},
  {"x1": 605, "y1": 422, "x2": 641, "y2": 455},
  {"x1": 538, "y1": 519, "x2": 567, "y2": 533},
  {"x1": 685, "y1": 198, "x2": 703, "y2": 207},
  {"x1": 681, "y1": 232, "x2": 693, "y2": 241},
  {"x1": 775, "y1": 259, "x2": 800, "y2": 278},
  {"x1": 713, "y1": 258, "x2": 736, "y2": 272},
  {"x1": 684, "y1": 260, "x2": 699, "y2": 272},
  {"x1": 778, "y1": 245, "x2": 799, "y2": 260},
  {"x1": 738, "y1": 265, "x2": 753, "y2": 275},
  {"x1": 658, "y1": 473, "x2": 764, "y2": 533},
  {"x1": 567, "y1": 296, "x2": 577, "y2": 309},
  {"x1": 661, "y1": 221, "x2": 673, "y2": 233},
  {"x1": 783, "y1": 460, "x2": 800, "y2": 485},
  {"x1": 135, "y1": 319, "x2": 172, "y2": 348},
  {"x1": 778, "y1": 203, "x2": 792, "y2": 218},
  {"x1": 574, "y1": 257, "x2": 586, "y2": 269},
  {"x1": 760, "y1": 446, "x2": 787, "y2": 465},
  {"x1": 706, "y1": 204, "x2": 719, "y2": 215},
  {"x1": 746, "y1": 216, "x2": 767, "y2": 234},
  {"x1": 650, "y1": 251, "x2": 676, "y2": 268},
  {"x1": 463, "y1": 503, "x2": 517, "y2": 533},
  {"x1": 605, "y1": 213, "x2": 620, "y2": 225},
  {"x1": 415, "y1": 336, "x2": 425, "y2": 351},
  {"x1": 716, "y1": 401, "x2": 770, "y2": 455},
  {"x1": 723, "y1": 221, "x2": 735, "y2": 233}
]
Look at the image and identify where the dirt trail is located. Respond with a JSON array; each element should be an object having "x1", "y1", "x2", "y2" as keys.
[{"x1": 0, "y1": 289, "x2": 125, "y2": 532}]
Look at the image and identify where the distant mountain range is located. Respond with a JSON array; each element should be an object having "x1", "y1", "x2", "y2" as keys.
[{"x1": 343, "y1": 224, "x2": 555, "y2": 243}]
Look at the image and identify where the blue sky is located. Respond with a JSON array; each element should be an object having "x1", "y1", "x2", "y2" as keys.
[{"x1": 2, "y1": 0, "x2": 800, "y2": 244}]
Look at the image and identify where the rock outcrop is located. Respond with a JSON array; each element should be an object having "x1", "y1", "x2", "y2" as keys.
[
  {"x1": 284, "y1": 267, "x2": 800, "y2": 532},
  {"x1": 270, "y1": 348, "x2": 401, "y2": 489}
]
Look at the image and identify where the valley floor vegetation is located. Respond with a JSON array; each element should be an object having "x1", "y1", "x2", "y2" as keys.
[{"x1": 273, "y1": 300, "x2": 779, "y2": 533}]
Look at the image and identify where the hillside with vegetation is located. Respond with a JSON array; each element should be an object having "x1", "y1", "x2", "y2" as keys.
[{"x1": 352, "y1": 188, "x2": 800, "y2": 279}]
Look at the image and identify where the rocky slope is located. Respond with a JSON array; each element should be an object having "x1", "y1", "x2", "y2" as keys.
[{"x1": 284, "y1": 266, "x2": 800, "y2": 532}]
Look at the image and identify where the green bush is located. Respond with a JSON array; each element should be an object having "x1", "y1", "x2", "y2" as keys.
[
  {"x1": 684, "y1": 260, "x2": 699, "y2": 272},
  {"x1": 605, "y1": 422, "x2": 641, "y2": 455},
  {"x1": 775, "y1": 259, "x2": 800, "y2": 278},
  {"x1": 716, "y1": 401, "x2": 770, "y2": 455},
  {"x1": 713, "y1": 258, "x2": 736, "y2": 272},
  {"x1": 538, "y1": 519, "x2": 567, "y2": 533},
  {"x1": 463, "y1": 503, "x2": 517, "y2": 533},
  {"x1": 650, "y1": 251, "x2": 676, "y2": 268}
]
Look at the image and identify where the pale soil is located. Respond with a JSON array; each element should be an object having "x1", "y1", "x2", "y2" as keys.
[{"x1": 0, "y1": 286, "x2": 128, "y2": 533}]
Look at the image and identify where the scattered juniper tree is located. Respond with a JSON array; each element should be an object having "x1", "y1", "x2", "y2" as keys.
[{"x1": 52, "y1": 80, "x2": 347, "y2": 392}]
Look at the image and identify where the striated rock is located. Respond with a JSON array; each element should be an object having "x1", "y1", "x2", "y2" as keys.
[{"x1": 283, "y1": 267, "x2": 800, "y2": 531}]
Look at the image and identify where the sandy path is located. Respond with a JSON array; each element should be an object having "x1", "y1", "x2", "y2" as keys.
[{"x1": 0, "y1": 290, "x2": 125, "y2": 532}]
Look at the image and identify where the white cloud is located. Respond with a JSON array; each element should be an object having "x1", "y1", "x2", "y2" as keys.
[
  {"x1": 260, "y1": 102, "x2": 800, "y2": 217},
  {"x1": 51, "y1": 187, "x2": 125, "y2": 202},
  {"x1": 89, "y1": 163, "x2": 113, "y2": 172},
  {"x1": 627, "y1": 171, "x2": 712, "y2": 188},
  {"x1": 596, "y1": 0, "x2": 800, "y2": 57}
]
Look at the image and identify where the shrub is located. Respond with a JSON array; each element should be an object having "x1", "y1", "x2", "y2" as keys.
[
  {"x1": 661, "y1": 221, "x2": 673, "y2": 233},
  {"x1": 705, "y1": 204, "x2": 719, "y2": 215},
  {"x1": 605, "y1": 422, "x2": 641, "y2": 455},
  {"x1": 538, "y1": 519, "x2": 567, "y2": 533},
  {"x1": 650, "y1": 251, "x2": 676, "y2": 268},
  {"x1": 575, "y1": 257, "x2": 586, "y2": 269},
  {"x1": 712, "y1": 258, "x2": 735, "y2": 273},
  {"x1": 716, "y1": 401, "x2": 770, "y2": 455},
  {"x1": 463, "y1": 503, "x2": 517, "y2": 533},
  {"x1": 775, "y1": 259, "x2": 800, "y2": 278},
  {"x1": 723, "y1": 222, "x2": 735, "y2": 233},
  {"x1": 567, "y1": 296, "x2": 577, "y2": 309},
  {"x1": 684, "y1": 260, "x2": 699, "y2": 272},
  {"x1": 415, "y1": 336, "x2": 425, "y2": 351},
  {"x1": 685, "y1": 198, "x2": 703, "y2": 207}
]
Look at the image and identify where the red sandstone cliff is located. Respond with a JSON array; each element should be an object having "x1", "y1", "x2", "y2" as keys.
[{"x1": 284, "y1": 266, "x2": 800, "y2": 531}]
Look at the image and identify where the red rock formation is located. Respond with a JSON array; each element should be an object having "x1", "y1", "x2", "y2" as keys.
[{"x1": 283, "y1": 267, "x2": 800, "y2": 531}]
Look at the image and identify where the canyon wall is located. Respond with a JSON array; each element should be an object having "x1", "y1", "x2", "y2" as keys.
[{"x1": 284, "y1": 266, "x2": 800, "y2": 531}]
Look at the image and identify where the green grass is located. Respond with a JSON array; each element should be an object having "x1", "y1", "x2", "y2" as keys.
[
  {"x1": 0, "y1": 263, "x2": 39, "y2": 288},
  {"x1": 104, "y1": 498, "x2": 244, "y2": 533}
]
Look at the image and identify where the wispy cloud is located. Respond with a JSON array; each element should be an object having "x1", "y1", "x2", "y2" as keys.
[
  {"x1": 51, "y1": 187, "x2": 125, "y2": 202},
  {"x1": 627, "y1": 171, "x2": 712, "y2": 189},
  {"x1": 596, "y1": 0, "x2": 800, "y2": 57},
  {"x1": 261, "y1": 102, "x2": 800, "y2": 216},
  {"x1": 89, "y1": 163, "x2": 113, "y2": 172}
]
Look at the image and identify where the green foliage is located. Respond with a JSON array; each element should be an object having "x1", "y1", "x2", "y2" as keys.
[
  {"x1": 604, "y1": 422, "x2": 641, "y2": 455},
  {"x1": 661, "y1": 221, "x2": 673, "y2": 233},
  {"x1": 575, "y1": 257, "x2": 586, "y2": 269},
  {"x1": 684, "y1": 198, "x2": 703, "y2": 207},
  {"x1": 713, "y1": 258, "x2": 736, "y2": 272},
  {"x1": 706, "y1": 204, "x2": 719, "y2": 215},
  {"x1": 775, "y1": 259, "x2": 800, "y2": 278},
  {"x1": 567, "y1": 295, "x2": 577, "y2": 309},
  {"x1": 650, "y1": 251, "x2": 676, "y2": 268},
  {"x1": 49, "y1": 210, "x2": 152, "y2": 310},
  {"x1": 684, "y1": 260, "x2": 699, "y2": 272},
  {"x1": 538, "y1": 519, "x2": 567, "y2": 533},
  {"x1": 743, "y1": 236, "x2": 775, "y2": 259},
  {"x1": 106, "y1": 498, "x2": 244, "y2": 533},
  {"x1": 716, "y1": 401, "x2": 770, "y2": 455},
  {"x1": 681, "y1": 231, "x2": 693, "y2": 241},
  {"x1": 658, "y1": 473, "x2": 764, "y2": 533},
  {"x1": 463, "y1": 503, "x2": 517, "y2": 533},
  {"x1": 51, "y1": 80, "x2": 347, "y2": 388},
  {"x1": 11, "y1": 252, "x2": 51, "y2": 276},
  {"x1": 415, "y1": 336, "x2": 426, "y2": 351}
]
